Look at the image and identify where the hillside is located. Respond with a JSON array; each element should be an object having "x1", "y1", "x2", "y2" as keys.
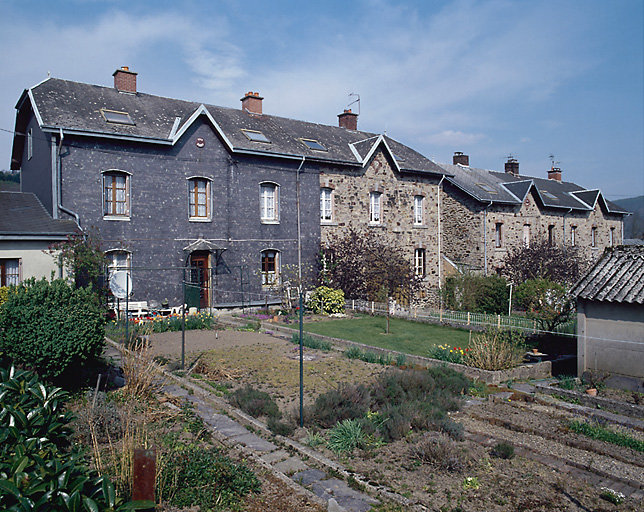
[{"x1": 614, "y1": 195, "x2": 644, "y2": 239}]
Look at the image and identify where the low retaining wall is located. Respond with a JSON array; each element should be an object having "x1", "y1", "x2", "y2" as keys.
[{"x1": 261, "y1": 321, "x2": 551, "y2": 385}]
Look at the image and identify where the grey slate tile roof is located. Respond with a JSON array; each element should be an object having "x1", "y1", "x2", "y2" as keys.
[
  {"x1": 570, "y1": 245, "x2": 644, "y2": 304},
  {"x1": 20, "y1": 78, "x2": 444, "y2": 176},
  {"x1": 0, "y1": 192, "x2": 77, "y2": 237}
]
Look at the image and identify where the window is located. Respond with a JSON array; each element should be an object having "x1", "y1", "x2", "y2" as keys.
[
  {"x1": 495, "y1": 223, "x2": 503, "y2": 248},
  {"x1": 571, "y1": 226, "x2": 577, "y2": 246},
  {"x1": 188, "y1": 178, "x2": 210, "y2": 219},
  {"x1": 414, "y1": 195, "x2": 424, "y2": 225},
  {"x1": 103, "y1": 171, "x2": 130, "y2": 217},
  {"x1": 610, "y1": 227, "x2": 615, "y2": 247},
  {"x1": 476, "y1": 183, "x2": 498, "y2": 194},
  {"x1": 591, "y1": 227, "x2": 597, "y2": 247},
  {"x1": 523, "y1": 224, "x2": 530, "y2": 248},
  {"x1": 101, "y1": 109, "x2": 134, "y2": 125},
  {"x1": 369, "y1": 192, "x2": 382, "y2": 224},
  {"x1": 548, "y1": 224, "x2": 555, "y2": 246},
  {"x1": 260, "y1": 250, "x2": 279, "y2": 285},
  {"x1": 106, "y1": 250, "x2": 131, "y2": 278},
  {"x1": 0, "y1": 259, "x2": 20, "y2": 286},
  {"x1": 300, "y1": 138, "x2": 327, "y2": 151},
  {"x1": 414, "y1": 248, "x2": 426, "y2": 277},
  {"x1": 27, "y1": 128, "x2": 33, "y2": 160},
  {"x1": 260, "y1": 182, "x2": 279, "y2": 222},
  {"x1": 320, "y1": 187, "x2": 333, "y2": 222},
  {"x1": 242, "y1": 129, "x2": 270, "y2": 143}
]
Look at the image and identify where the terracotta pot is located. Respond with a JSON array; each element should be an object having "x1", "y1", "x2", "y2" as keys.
[
  {"x1": 273, "y1": 315, "x2": 280, "y2": 322},
  {"x1": 532, "y1": 348, "x2": 539, "y2": 354},
  {"x1": 586, "y1": 388, "x2": 598, "y2": 397}
]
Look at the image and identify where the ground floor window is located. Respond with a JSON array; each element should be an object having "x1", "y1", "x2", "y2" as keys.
[
  {"x1": 414, "y1": 248, "x2": 426, "y2": 277},
  {"x1": 0, "y1": 259, "x2": 20, "y2": 286},
  {"x1": 261, "y1": 250, "x2": 279, "y2": 285}
]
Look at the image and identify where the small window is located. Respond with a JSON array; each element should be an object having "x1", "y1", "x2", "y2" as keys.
[
  {"x1": 27, "y1": 128, "x2": 33, "y2": 160},
  {"x1": 261, "y1": 250, "x2": 279, "y2": 285},
  {"x1": 242, "y1": 129, "x2": 270, "y2": 143},
  {"x1": 495, "y1": 223, "x2": 503, "y2": 248},
  {"x1": 300, "y1": 138, "x2": 327, "y2": 151},
  {"x1": 548, "y1": 224, "x2": 555, "y2": 246},
  {"x1": 414, "y1": 248, "x2": 426, "y2": 277},
  {"x1": 393, "y1": 154, "x2": 405, "y2": 162},
  {"x1": 610, "y1": 227, "x2": 615, "y2": 247},
  {"x1": 523, "y1": 224, "x2": 530, "y2": 248},
  {"x1": 188, "y1": 178, "x2": 211, "y2": 219},
  {"x1": 541, "y1": 190, "x2": 559, "y2": 201},
  {"x1": 591, "y1": 227, "x2": 597, "y2": 247},
  {"x1": 476, "y1": 183, "x2": 498, "y2": 194},
  {"x1": 0, "y1": 259, "x2": 20, "y2": 286},
  {"x1": 414, "y1": 195, "x2": 424, "y2": 225},
  {"x1": 260, "y1": 182, "x2": 279, "y2": 222},
  {"x1": 370, "y1": 192, "x2": 382, "y2": 224},
  {"x1": 571, "y1": 226, "x2": 577, "y2": 246},
  {"x1": 106, "y1": 250, "x2": 131, "y2": 278},
  {"x1": 103, "y1": 171, "x2": 130, "y2": 217},
  {"x1": 320, "y1": 187, "x2": 333, "y2": 222},
  {"x1": 101, "y1": 109, "x2": 135, "y2": 125}
]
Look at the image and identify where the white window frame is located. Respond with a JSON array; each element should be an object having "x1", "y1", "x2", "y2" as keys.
[
  {"x1": 413, "y1": 195, "x2": 424, "y2": 225},
  {"x1": 369, "y1": 191, "x2": 382, "y2": 224},
  {"x1": 523, "y1": 224, "x2": 530, "y2": 248},
  {"x1": 0, "y1": 258, "x2": 21, "y2": 286},
  {"x1": 571, "y1": 226, "x2": 577, "y2": 246},
  {"x1": 495, "y1": 222, "x2": 503, "y2": 248},
  {"x1": 102, "y1": 170, "x2": 131, "y2": 220},
  {"x1": 320, "y1": 187, "x2": 333, "y2": 223},
  {"x1": 548, "y1": 224, "x2": 555, "y2": 246},
  {"x1": 27, "y1": 128, "x2": 33, "y2": 160},
  {"x1": 414, "y1": 248, "x2": 426, "y2": 277},
  {"x1": 106, "y1": 250, "x2": 131, "y2": 278},
  {"x1": 260, "y1": 182, "x2": 279, "y2": 223},
  {"x1": 610, "y1": 227, "x2": 615, "y2": 247},
  {"x1": 591, "y1": 227, "x2": 597, "y2": 248},
  {"x1": 260, "y1": 249, "x2": 280, "y2": 285},
  {"x1": 187, "y1": 177, "x2": 212, "y2": 221}
]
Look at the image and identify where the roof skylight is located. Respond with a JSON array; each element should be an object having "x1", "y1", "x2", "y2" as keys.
[
  {"x1": 393, "y1": 154, "x2": 405, "y2": 161},
  {"x1": 476, "y1": 183, "x2": 498, "y2": 194},
  {"x1": 101, "y1": 109, "x2": 134, "y2": 125},
  {"x1": 300, "y1": 138, "x2": 327, "y2": 151},
  {"x1": 541, "y1": 191, "x2": 559, "y2": 201},
  {"x1": 241, "y1": 129, "x2": 270, "y2": 143}
]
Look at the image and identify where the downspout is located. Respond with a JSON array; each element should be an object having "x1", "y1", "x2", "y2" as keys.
[
  {"x1": 483, "y1": 201, "x2": 492, "y2": 275},
  {"x1": 437, "y1": 175, "x2": 445, "y2": 289},
  {"x1": 563, "y1": 208, "x2": 572, "y2": 246},
  {"x1": 56, "y1": 128, "x2": 81, "y2": 228}
]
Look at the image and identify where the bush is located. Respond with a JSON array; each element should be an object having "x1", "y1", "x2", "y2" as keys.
[
  {"x1": 411, "y1": 433, "x2": 467, "y2": 472},
  {"x1": 267, "y1": 416, "x2": 295, "y2": 436},
  {"x1": 229, "y1": 386, "x2": 280, "y2": 419},
  {"x1": 0, "y1": 278, "x2": 106, "y2": 381},
  {"x1": 442, "y1": 274, "x2": 509, "y2": 314},
  {"x1": 290, "y1": 333, "x2": 332, "y2": 351},
  {"x1": 491, "y1": 441, "x2": 515, "y2": 459},
  {"x1": 307, "y1": 286, "x2": 345, "y2": 315},
  {"x1": 514, "y1": 278, "x2": 575, "y2": 332},
  {"x1": 463, "y1": 329, "x2": 526, "y2": 371},
  {"x1": 0, "y1": 285, "x2": 12, "y2": 308},
  {"x1": 327, "y1": 419, "x2": 367, "y2": 453},
  {"x1": 311, "y1": 383, "x2": 371, "y2": 428}
]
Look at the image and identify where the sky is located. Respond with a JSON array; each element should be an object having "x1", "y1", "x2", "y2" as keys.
[{"x1": 0, "y1": 0, "x2": 642, "y2": 201}]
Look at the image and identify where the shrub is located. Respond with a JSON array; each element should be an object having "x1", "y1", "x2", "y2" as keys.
[
  {"x1": 290, "y1": 333, "x2": 332, "y2": 351},
  {"x1": 158, "y1": 445, "x2": 260, "y2": 509},
  {"x1": 345, "y1": 346, "x2": 364, "y2": 359},
  {"x1": 491, "y1": 441, "x2": 515, "y2": 459},
  {"x1": 411, "y1": 433, "x2": 467, "y2": 472},
  {"x1": 311, "y1": 383, "x2": 371, "y2": 428},
  {"x1": 304, "y1": 431, "x2": 326, "y2": 447},
  {"x1": 395, "y1": 353, "x2": 407, "y2": 366},
  {"x1": 442, "y1": 274, "x2": 509, "y2": 314},
  {"x1": 0, "y1": 278, "x2": 106, "y2": 381},
  {"x1": 378, "y1": 404, "x2": 411, "y2": 441},
  {"x1": 0, "y1": 285, "x2": 12, "y2": 308},
  {"x1": 267, "y1": 416, "x2": 295, "y2": 436},
  {"x1": 514, "y1": 278, "x2": 575, "y2": 332},
  {"x1": 463, "y1": 329, "x2": 526, "y2": 371},
  {"x1": 229, "y1": 385, "x2": 280, "y2": 419},
  {"x1": 307, "y1": 286, "x2": 345, "y2": 315},
  {"x1": 327, "y1": 419, "x2": 367, "y2": 453}
]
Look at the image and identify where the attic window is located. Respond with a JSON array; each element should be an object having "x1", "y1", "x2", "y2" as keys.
[
  {"x1": 393, "y1": 154, "x2": 405, "y2": 161},
  {"x1": 476, "y1": 183, "x2": 497, "y2": 194},
  {"x1": 300, "y1": 138, "x2": 327, "y2": 151},
  {"x1": 541, "y1": 190, "x2": 559, "y2": 201},
  {"x1": 241, "y1": 129, "x2": 270, "y2": 143},
  {"x1": 101, "y1": 109, "x2": 134, "y2": 125}
]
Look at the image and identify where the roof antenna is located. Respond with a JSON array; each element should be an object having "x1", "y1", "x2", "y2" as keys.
[
  {"x1": 347, "y1": 93, "x2": 360, "y2": 116},
  {"x1": 548, "y1": 154, "x2": 560, "y2": 168},
  {"x1": 47, "y1": 71, "x2": 51, "y2": 78}
]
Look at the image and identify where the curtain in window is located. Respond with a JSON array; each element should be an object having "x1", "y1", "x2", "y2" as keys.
[{"x1": 261, "y1": 184, "x2": 276, "y2": 220}]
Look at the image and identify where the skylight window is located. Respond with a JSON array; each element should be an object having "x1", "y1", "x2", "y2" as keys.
[
  {"x1": 300, "y1": 138, "x2": 327, "y2": 151},
  {"x1": 393, "y1": 154, "x2": 405, "y2": 161},
  {"x1": 241, "y1": 129, "x2": 270, "y2": 143},
  {"x1": 101, "y1": 109, "x2": 134, "y2": 125},
  {"x1": 476, "y1": 183, "x2": 498, "y2": 194},
  {"x1": 541, "y1": 190, "x2": 559, "y2": 201}
]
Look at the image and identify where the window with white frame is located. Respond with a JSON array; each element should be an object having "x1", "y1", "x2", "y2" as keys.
[
  {"x1": 106, "y1": 250, "x2": 131, "y2": 277},
  {"x1": 495, "y1": 223, "x2": 503, "y2": 248},
  {"x1": 610, "y1": 227, "x2": 615, "y2": 246},
  {"x1": 591, "y1": 227, "x2": 597, "y2": 247},
  {"x1": 188, "y1": 178, "x2": 210, "y2": 219},
  {"x1": 571, "y1": 226, "x2": 577, "y2": 246},
  {"x1": 0, "y1": 259, "x2": 20, "y2": 286},
  {"x1": 27, "y1": 128, "x2": 33, "y2": 160},
  {"x1": 548, "y1": 224, "x2": 555, "y2": 246},
  {"x1": 320, "y1": 187, "x2": 333, "y2": 222},
  {"x1": 369, "y1": 191, "x2": 382, "y2": 224},
  {"x1": 260, "y1": 182, "x2": 279, "y2": 222},
  {"x1": 260, "y1": 249, "x2": 279, "y2": 285},
  {"x1": 414, "y1": 195, "x2": 424, "y2": 225},
  {"x1": 523, "y1": 224, "x2": 530, "y2": 248},
  {"x1": 414, "y1": 248, "x2": 426, "y2": 277},
  {"x1": 103, "y1": 171, "x2": 130, "y2": 217}
]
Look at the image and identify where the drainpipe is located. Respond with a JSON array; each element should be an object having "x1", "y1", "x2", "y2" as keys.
[
  {"x1": 295, "y1": 155, "x2": 305, "y2": 428},
  {"x1": 562, "y1": 208, "x2": 572, "y2": 246},
  {"x1": 483, "y1": 201, "x2": 492, "y2": 275},
  {"x1": 56, "y1": 128, "x2": 81, "y2": 228},
  {"x1": 437, "y1": 175, "x2": 445, "y2": 288}
]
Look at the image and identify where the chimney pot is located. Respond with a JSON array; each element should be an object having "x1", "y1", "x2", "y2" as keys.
[
  {"x1": 241, "y1": 91, "x2": 264, "y2": 115},
  {"x1": 338, "y1": 109, "x2": 358, "y2": 130},
  {"x1": 113, "y1": 66, "x2": 137, "y2": 94},
  {"x1": 453, "y1": 151, "x2": 469, "y2": 166},
  {"x1": 505, "y1": 157, "x2": 519, "y2": 176},
  {"x1": 548, "y1": 167, "x2": 562, "y2": 182}
]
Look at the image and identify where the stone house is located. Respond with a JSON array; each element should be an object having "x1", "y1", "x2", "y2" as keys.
[{"x1": 438, "y1": 153, "x2": 627, "y2": 277}]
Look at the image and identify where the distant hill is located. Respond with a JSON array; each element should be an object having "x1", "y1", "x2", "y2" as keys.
[
  {"x1": 614, "y1": 195, "x2": 644, "y2": 239},
  {"x1": 0, "y1": 171, "x2": 20, "y2": 192}
]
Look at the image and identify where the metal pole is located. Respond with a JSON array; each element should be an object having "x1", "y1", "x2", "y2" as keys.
[
  {"x1": 181, "y1": 269, "x2": 186, "y2": 370},
  {"x1": 296, "y1": 156, "x2": 305, "y2": 427},
  {"x1": 508, "y1": 283, "x2": 513, "y2": 317},
  {"x1": 125, "y1": 274, "x2": 129, "y2": 346},
  {"x1": 299, "y1": 292, "x2": 304, "y2": 427}
]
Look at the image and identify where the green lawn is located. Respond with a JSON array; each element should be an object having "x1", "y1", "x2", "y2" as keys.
[{"x1": 304, "y1": 315, "x2": 470, "y2": 358}]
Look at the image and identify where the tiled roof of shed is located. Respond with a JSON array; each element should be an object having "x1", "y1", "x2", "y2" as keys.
[
  {"x1": 0, "y1": 192, "x2": 77, "y2": 236},
  {"x1": 570, "y1": 245, "x2": 644, "y2": 304}
]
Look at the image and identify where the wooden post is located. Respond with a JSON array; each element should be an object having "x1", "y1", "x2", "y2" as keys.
[
  {"x1": 371, "y1": 301, "x2": 374, "y2": 314},
  {"x1": 440, "y1": 308, "x2": 443, "y2": 322},
  {"x1": 467, "y1": 312, "x2": 470, "y2": 325},
  {"x1": 497, "y1": 314, "x2": 500, "y2": 328},
  {"x1": 132, "y1": 448, "x2": 156, "y2": 506}
]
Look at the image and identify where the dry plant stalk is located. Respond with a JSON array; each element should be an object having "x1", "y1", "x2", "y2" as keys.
[
  {"x1": 193, "y1": 358, "x2": 242, "y2": 380},
  {"x1": 122, "y1": 323, "x2": 158, "y2": 398},
  {"x1": 464, "y1": 330, "x2": 524, "y2": 370}
]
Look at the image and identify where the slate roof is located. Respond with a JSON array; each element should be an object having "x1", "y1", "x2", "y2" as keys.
[
  {"x1": 14, "y1": 77, "x2": 444, "y2": 176},
  {"x1": 570, "y1": 245, "x2": 644, "y2": 304},
  {"x1": 437, "y1": 161, "x2": 628, "y2": 215},
  {"x1": 0, "y1": 192, "x2": 77, "y2": 237}
]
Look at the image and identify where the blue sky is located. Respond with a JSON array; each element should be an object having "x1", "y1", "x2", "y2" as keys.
[{"x1": 1, "y1": 0, "x2": 642, "y2": 200}]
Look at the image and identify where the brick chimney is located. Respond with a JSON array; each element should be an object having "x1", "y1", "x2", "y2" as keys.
[
  {"x1": 505, "y1": 157, "x2": 519, "y2": 176},
  {"x1": 241, "y1": 91, "x2": 263, "y2": 115},
  {"x1": 548, "y1": 166, "x2": 562, "y2": 182},
  {"x1": 113, "y1": 66, "x2": 137, "y2": 94},
  {"x1": 453, "y1": 151, "x2": 469, "y2": 166},
  {"x1": 338, "y1": 109, "x2": 358, "y2": 130}
]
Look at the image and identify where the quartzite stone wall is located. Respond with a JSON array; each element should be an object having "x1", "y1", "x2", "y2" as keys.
[{"x1": 319, "y1": 150, "x2": 442, "y2": 303}]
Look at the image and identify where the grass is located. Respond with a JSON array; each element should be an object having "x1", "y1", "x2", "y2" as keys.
[
  {"x1": 569, "y1": 419, "x2": 644, "y2": 452},
  {"x1": 304, "y1": 315, "x2": 470, "y2": 357}
]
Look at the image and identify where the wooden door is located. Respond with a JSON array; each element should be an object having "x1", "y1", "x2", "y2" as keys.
[{"x1": 190, "y1": 252, "x2": 209, "y2": 309}]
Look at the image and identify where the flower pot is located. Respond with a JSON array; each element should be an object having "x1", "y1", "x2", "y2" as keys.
[
  {"x1": 273, "y1": 315, "x2": 280, "y2": 322},
  {"x1": 586, "y1": 388, "x2": 598, "y2": 397},
  {"x1": 532, "y1": 348, "x2": 539, "y2": 354}
]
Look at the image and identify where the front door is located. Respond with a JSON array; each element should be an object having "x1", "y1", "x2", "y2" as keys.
[{"x1": 190, "y1": 251, "x2": 209, "y2": 309}]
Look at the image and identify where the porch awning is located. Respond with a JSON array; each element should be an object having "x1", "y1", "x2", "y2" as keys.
[{"x1": 182, "y1": 239, "x2": 226, "y2": 253}]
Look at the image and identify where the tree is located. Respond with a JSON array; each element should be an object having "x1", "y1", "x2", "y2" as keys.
[
  {"x1": 442, "y1": 274, "x2": 509, "y2": 314},
  {"x1": 501, "y1": 239, "x2": 589, "y2": 286},
  {"x1": 514, "y1": 278, "x2": 575, "y2": 332}
]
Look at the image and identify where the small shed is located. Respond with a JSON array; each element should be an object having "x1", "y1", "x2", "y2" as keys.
[{"x1": 570, "y1": 245, "x2": 644, "y2": 389}]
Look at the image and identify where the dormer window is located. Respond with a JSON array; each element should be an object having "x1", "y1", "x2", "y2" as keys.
[
  {"x1": 300, "y1": 138, "x2": 327, "y2": 151},
  {"x1": 242, "y1": 129, "x2": 270, "y2": 143},
  {"x1": 101, "y1": 109, "x2": 134, "y2": 125}
]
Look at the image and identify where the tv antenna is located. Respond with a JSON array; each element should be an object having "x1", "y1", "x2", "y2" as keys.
[
  {"x1": 347, "y1": 92, "x2": 360, "y2": 116},
  {"x1": 548, "y1": 154, "x2": 560, "y2": 167}
]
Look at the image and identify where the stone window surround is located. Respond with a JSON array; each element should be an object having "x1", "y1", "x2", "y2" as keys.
[
  {"x1": 187, "y1": 176, "x2": 212, "y2": 222},
  {"x1": 414, "y1": 194, "x2": 425, "y2": 226},
  {"x1": 414, "y1": 247, "x2": 426, "y2": 277},
  {"x1": 369, "y1": 189, "x2": 383, "y2": 225},
  {"x1": 260, "y1": 248, "x2": 280, "y2": 285},
  {"x1": 260, "y1": 181, "x2": 280, "y2": 224},
  {"x1": 320, "y1": 187, "x2": 334, "y2": 224},
  {"x1": 102, "y1": 169, "x2": 131, "y2": 221}
]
